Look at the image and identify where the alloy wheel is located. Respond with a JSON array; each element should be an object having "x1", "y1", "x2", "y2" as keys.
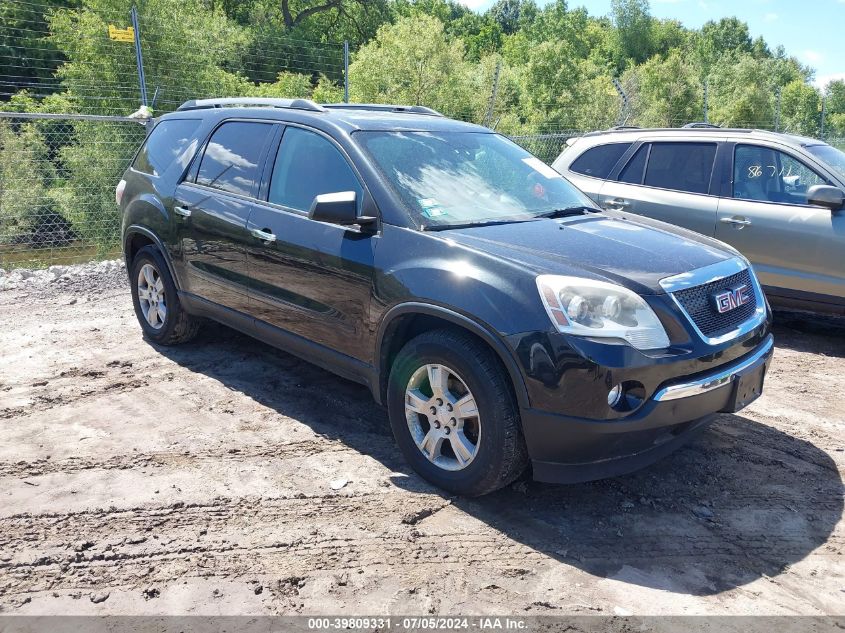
[
  {"x1": 404, "y1": 363, "x2": 481, "y2": 471},
  {"x1": 137, "y1": 263, "x2": 166, "y2": 330}
]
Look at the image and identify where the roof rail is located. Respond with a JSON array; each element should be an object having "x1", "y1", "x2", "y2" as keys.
[
  {"x1": 682, "y1": 122, "x2": 720, "y2": 129},
  {"x1": 323, "y1": 103, "x2": 444, "y2": 117},
  {"x1": 176, "y1": 97, "x2": 326, "y2": 113},
  {"x1": 610, "y1": 125, "x2": 641, "y2": 130}
]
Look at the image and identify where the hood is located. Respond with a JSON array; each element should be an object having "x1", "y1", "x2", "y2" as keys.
[{"x1": 439, "y1": 212, "x2": 734, "y2": 294}]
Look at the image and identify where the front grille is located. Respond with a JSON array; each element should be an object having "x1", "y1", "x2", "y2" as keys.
[{"x1": 672, "y1": 268, "x2": 757, "y2": 339}]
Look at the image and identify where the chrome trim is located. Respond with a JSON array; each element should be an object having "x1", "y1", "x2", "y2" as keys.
[
  {"x1": 653, "y1": 337, "x2": 773, "y2": 402},
  {"x1": 659, "y1": 257, "x2": 768, "y2": 345}
]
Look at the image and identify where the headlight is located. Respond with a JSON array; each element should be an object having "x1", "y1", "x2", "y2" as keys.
[{"x1": 536, "y1": 275, "x2": 670, "y2": 350}]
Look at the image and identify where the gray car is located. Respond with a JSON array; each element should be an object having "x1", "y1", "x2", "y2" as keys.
[{"x1": 553, "y1": 127, "x2": 845, "y2": 315}]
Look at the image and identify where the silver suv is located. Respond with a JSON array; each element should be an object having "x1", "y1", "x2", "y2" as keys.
[{"x1": 553, "y1": 127, "x2": 845, "y2": 315}]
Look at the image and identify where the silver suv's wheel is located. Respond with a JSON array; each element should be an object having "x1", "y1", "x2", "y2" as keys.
[
  {"x1": 388, "y1": 328, "x2": 528, "y2": 496},
  {"x1": 137, "y1": 263, "x2": 166, "y2": 330},
  {"x1": 405, "y1": 363, "x2": 481, "y2": 471}
]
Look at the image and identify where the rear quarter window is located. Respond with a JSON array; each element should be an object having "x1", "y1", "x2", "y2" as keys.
[
  {"x1": 133, "y1": 119, "x2": 202, "y2": 177},
  {"x1": 569, "y1": 142, "x2": 632, "y2": 179}
]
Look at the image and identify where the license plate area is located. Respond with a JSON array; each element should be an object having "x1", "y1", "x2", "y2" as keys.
[{"x1": 723, "y1": 363, "x2": 766, "y2": 413}]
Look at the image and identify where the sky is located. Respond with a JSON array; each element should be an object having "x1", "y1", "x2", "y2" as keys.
[{"x1": 457, "y1": 0, "x2": 845, "y2": 87}]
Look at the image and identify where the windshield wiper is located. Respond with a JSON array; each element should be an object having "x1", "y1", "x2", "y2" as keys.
[
  {"x1": 533, "y1": 205, "x2": 601, "y2": 219},
  {"x1": 423, "y1": 218, "x2": 534, "y2": 231}
]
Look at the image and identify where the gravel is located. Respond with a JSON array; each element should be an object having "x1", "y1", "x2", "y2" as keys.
[{"x1": 0, "y1": 259, "x2": 128, "y2": 298}]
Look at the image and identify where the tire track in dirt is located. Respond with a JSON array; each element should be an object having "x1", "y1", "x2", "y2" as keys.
[{"x1": 0, "y1": 440, "x2": 361, "y2": 478}]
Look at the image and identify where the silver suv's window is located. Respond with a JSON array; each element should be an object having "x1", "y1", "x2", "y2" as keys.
[
  {"x1": 733, "y1": 145, "x2": 826, "y2": 205},
  {"x1": 570, "y1": 143, "x2": 631, "y2": 179},
  {"x1": 618, "y1": 144, "x2": 648, "y2": 184},
  {"x1": 806, "y1": 144, "x2": 845, "y2": 181},
  {"x1": 642, "y1": 143, "x2": 716, "y2": 195}
]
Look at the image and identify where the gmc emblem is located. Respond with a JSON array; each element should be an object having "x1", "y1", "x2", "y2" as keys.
[{"x1": 713, "y1": 284, "x2": 751, "y2": 314}]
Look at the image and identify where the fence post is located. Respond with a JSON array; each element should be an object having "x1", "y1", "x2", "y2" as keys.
[
  {"x1": 612, "y1": 78, "x2": 629, "y2": 127},
  {"x1": 821, "y1": 96, "x2": 827, "y2": 139},
  {"x1": 703, "y1": 80, "x2": 708, "y2": 124},
  {"x1": 130, "y1": 6, "x2": 147, "y2": 108},
  {"x1": 775, "y1": 87, "x2": 781, "y2": 132},
  {"x1": 483, "y1": 61, "x2": 501, "y2": 128},
  {"x1": 343, "y1": 41, "x2": 350, "y2": 103}
]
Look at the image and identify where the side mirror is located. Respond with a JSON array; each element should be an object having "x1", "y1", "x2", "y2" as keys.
[
  {"x1": 807, "y1": 185, "x2": 845, "y2": 211},
  {"x1": 308, "y1": 191, "x2": 376, "y2": 227}
]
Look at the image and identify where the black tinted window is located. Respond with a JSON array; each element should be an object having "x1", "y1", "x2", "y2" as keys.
[
  {"x1": 618, "y1": 145, "x2": 648, "y2": 184},
  {"x1": 269, "y1": 127, "x2": 363, "y2": 212},
  {"x1": 643, "y1": 143, "x2": 717, "y2": 194},
  {"x1": 570, "y1": 143, "x2": 631, "y2": 179},
  {"x1": 133, "y1": 119, "x2": 201, "y2": 177},
  {"x1": 197, "y1": 122, "x2": 272, "y2": 197}
]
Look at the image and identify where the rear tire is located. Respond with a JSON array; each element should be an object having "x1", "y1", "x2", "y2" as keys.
[
  {"x1": 129, "y1": 245, "x2": 200, "y2": 345},
  {"x1": 387, "y1": 328, "x2": 528, "y2": 496}
]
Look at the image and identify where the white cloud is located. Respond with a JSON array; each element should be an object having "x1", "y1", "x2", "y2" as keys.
[
  {"x1": 815, "y1": 72, "x2": 845, "y2": 89},
  {"x1": 456, "y1": 0, "x2": 488, "y2": 9},
  {"x1": 802, "y1": 50, "x2": 824, "y2": 64},
  {"x1": 764, "y1": 12, "x2": 779, "y2": 21}
]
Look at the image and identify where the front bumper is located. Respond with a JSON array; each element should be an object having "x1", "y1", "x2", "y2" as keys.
[{"x1": 521, "y1": 335, "x2": 774, "y2": 484}]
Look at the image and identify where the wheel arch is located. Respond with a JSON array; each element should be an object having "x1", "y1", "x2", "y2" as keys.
[
  {"x1": 123, "y1": 225, "x2": 181, "y2": 290},
  {"x1": 375, "y1": 302, "x2": 530, "y2": 409}
]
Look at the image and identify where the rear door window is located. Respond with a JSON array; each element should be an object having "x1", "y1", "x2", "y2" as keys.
[
  {"x1": 196, "y1": 121, "x2": 273, "y2": 197},
  {"x1": 133, "y1": 119, "x2": 201, "y2": 177},
  {"x1": 617, "y1": 144, "x2": 649, "y2": 184},
  {"x1": 642, "y1": 142, "x2": 717, "y2": 195},
  {"x1": 569, "y1": 143, "x2": 632, "y2": 179}
]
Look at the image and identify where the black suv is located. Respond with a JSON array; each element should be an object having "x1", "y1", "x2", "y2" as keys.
[{"x1": 117, "y1": 98, "x2": 774, "y2": 496}]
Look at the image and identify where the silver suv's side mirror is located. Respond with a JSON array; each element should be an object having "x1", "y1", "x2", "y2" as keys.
[{"x1": 807, "y1": 185, "x2": 845, "y2": 211}]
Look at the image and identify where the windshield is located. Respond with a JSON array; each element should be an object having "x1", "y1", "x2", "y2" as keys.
[
  {"x1": 355, "y1": 131, "x2": 594, "y2": 228},
  {"x1": 806, "y1": 143, "x2": 845, "y2": 180}
]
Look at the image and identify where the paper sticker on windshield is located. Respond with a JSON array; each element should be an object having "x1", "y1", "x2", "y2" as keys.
[
  {"x1": 419, "y1": 198, "x2": 446, "y2": 218},
  {"x1": 522, "y1": 157, "x2": 563, "y2": 180}
]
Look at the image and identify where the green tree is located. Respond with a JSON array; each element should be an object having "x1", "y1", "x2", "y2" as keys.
[
  {"x1": 0, "y1": 121, "x2": 57, "y2": 246},
  {"x1": 0, "y1": 1, "x2": 76, "y2": 103},
  {"x1": 348, "y1": 15, "x2": 480, "y2": 121},
  {"x1": 487, "y1": 0, "x2": 536, "y2": 35},
  {"x1": 695, "y1": 17, "x2": 753, "y2": 76},
  {"x1": 780, "y1": 80, "x2": 821, "y2": 136},
  {"x1": 625, "y1": 50, "x2": 701, "y2": 127},
  {"x1": 48, "y1": 0, "x2": 251, "y2": 115},
  {"x1": 707, "y1": 54, "x2": 775, "y2": 128},
  {"x1": 611, "y1": 0, "x2": 653, "y2": 67}
]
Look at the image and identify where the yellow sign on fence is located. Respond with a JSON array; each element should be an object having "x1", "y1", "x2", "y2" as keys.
[{"x1": 108, "y1": 25, "x2": 135, "y2": 42}]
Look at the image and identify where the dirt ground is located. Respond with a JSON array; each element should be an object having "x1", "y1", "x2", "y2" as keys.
[{"x1": 0, "y1": 282, "x2": 843, "y2": 616}]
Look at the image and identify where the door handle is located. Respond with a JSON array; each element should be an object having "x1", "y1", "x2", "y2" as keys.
[
  {"x1": 251, "y1": 227, "x2": 276, "y2": 243},
  {"x1": 174, "y1": 205, "x2": 191, "y2": 218},
  {"x1": 605, "y1": 198, "x2": 630, "y2": 209},
  {"x1": 720, "y1": 217, "x2": 752, "y2": 227}
]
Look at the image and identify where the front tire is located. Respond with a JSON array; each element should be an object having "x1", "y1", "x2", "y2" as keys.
[
  {"x1": 387, "y1": 329, "x2": 528, "y2": 496},
  {"x1": 129, "y1": 245, "x2": 199, "y2": 345}
]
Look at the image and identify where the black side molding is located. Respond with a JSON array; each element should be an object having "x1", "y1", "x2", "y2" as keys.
[{"x1": 179, "y1": 292, "x2": 380, "y2": 399}]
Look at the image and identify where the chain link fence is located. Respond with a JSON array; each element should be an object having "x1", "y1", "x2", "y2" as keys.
[{"x1": 0, "y1": 112, "x2": 147, "y2": 268}]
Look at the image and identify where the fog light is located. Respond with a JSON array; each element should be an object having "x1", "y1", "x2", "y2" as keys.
[{"x1": 608, "y1": 384, "x2": 623, "y2": 408}]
